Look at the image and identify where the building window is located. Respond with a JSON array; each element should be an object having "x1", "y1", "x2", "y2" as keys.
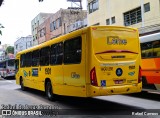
[
  {"x1": 111, "y1": 16, "x2": 115, "y2": 24},
  {"x1": 50, "y1": 22, "x2": 53, "y2": 32},
  {"x1": 50, "y1": 20, "x2": 57, "y2": 32},
  {"x1": 106, "y1": 19, "x2": 110, "y2": 25},
  {"x1": 89, "y1": 2, "x2": 93, "y2": 13},
  {"x1": 16, "y1": 44, "x2": 18, "y2": 49},
  {"x1": 124, "y1": 7, "x2": 142, "y2": 26},
  {"x1": 57, "y1": 17, "x2": 62, "y2": 27},
  {"x1": 39, "y1": 28, "x2": 46, "y2": 37},
  {"x1": 88, "y1": 0, "x2": 99, "y2": 14},
  {"x1": 32, "y1": 25, "x2": 34, "y2": 31},
  {"x1": 144, "y1": 3, "x2": 150, "y2": 12},
  {"x1": 53, "y1": 21, "x2": 56, "y2": 30}
]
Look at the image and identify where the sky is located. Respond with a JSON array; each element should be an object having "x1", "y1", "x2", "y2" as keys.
[{"x1": 0, "y1": 0, "x2": 87, "y2": 46}]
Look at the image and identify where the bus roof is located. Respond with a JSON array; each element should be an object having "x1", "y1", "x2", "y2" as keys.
[
  {"x1": 140, "y1": 32, "x2": 160, "y2": 43},
  {"x1": 16, "y1": 25, "x2": 138, "y2": 56}
]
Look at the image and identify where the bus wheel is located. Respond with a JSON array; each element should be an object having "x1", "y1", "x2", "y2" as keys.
[
  {"x1": 20, "y1": 78, "x2": 26, "y2": 91},
  {"x1": 45, "y1": 81, "x2": 56, "y2": 101}
]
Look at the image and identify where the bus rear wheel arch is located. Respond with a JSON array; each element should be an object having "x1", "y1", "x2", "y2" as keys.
[{"x1": 45, "y1": 79, "x2": 57, "y2": 101}]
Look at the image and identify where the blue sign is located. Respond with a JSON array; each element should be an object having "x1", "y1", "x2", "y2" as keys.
[
  {"x1": 116, "y1": 68, "x2": 123, "y2": 76},
  {"x1": 32, "y1": 68, "x2": 38, "y2": 76},
  {"x1": 101, "y1": 80, "x2": 106, "y2": 87},
  {"x1": 128, "y1": 71, "x2": 135, "y2": 76}
]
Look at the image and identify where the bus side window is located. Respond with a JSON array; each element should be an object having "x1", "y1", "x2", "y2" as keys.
[
  {"x1": 26, "y1": 52, "x2": 32, "y2": 67},
  {"x1": 57, "y1": 42, "x2": 63, "y2": 64},
  {"x1": 15, "y1": 59, "x2": 19, "y2": 72},
  {"x1": 20, "y1": 54, "x2": 26, "y2": 67},
  {"x1": 64, "y1": 36, "x2": 82, "y2": 64},
  {"x1": 153, "y1": 40, "x2": 160, "y2": 57},
  {"x1": 50, "y1": 44, "x2": 56, "y2": 65},
  {"x1": 50, "y1": 42, "x2": 63, "y2": 65},
  {"x1": 32, "y1": 50, "x2": 40, "y2": 67},
  {"x1": 40, "y1": 46, "x2": 50, "y2": 66}
]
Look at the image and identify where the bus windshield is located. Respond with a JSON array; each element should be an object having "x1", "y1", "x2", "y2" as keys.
[{"x1": 8, "y1": 59, "x2": 15, "y2": 66}]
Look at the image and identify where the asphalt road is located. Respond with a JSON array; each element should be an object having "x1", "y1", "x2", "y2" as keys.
[{"x1": 0, "y1": 78, "x2": 160, "y2": 118}]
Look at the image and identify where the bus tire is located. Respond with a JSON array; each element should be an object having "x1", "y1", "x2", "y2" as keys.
[
  {"x1": 20, "y1": 78, "x2": 26, "y2": 91},
  {"x1": 45, "y1": 81, "x2": 56, "y2": 101}
]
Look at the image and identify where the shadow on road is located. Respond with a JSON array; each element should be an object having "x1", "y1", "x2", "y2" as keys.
[
  {"x1": 15, "y1": 88, "x2": 145, "y2": 115},
  {"x1": 127, "y1": 91, "x2": 160, "y2": 102},
  {"x1": 3, "y1": 76, "x2": 15, "y2": 80}
]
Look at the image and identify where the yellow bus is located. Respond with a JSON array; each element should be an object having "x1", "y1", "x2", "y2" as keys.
[{"x1": 15, "y1": 26, "x2": 142, "y2": 100}]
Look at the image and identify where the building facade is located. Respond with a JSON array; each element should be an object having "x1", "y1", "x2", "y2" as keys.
[
  {"x1": 14, "y1": 35, "x2": 33, "y2": 56},
  {"x1": 37, "y1": 8, "x2": 87, "y2": 44},
  {"x1": 31, "y1": 13, "x2": 53, "y2": 46},
  {"x1": 87, "y1": 0, "x2": 160, "y2": 35},
  {"x1": 0, "y1": 49, "x2": 6, "y2": 61},
  {"x1": 0, "y1": 44, "x2": 11, "y2": 61}
]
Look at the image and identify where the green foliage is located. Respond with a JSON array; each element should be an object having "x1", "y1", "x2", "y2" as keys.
[
  {"x1": 0, "y1": 0, "x2": 4, "y2": 6},
  {"x1": 6, "y1": 46, "x2": 14, "y2": 54},
  {"x1": 0, "y1": 23, "x2": 4, "y2": 35}
]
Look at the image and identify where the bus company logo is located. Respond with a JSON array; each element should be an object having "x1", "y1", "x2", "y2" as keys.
[
  {"x1": 107, "y1": 36, "x2": 127, "y2": 45},
  {"x1": 2, "y1": 110, "x2": 11, "y2": 116},
  {"x1": 116, "y1": 68, "x2": 123, "y2": 76},
  {"x1": 128, "y1": 71, "x2": 135, "y2": 76},
  {"x1": 71, "y1": 72, "x2": 80, "y2": 79},
  {"x1": 23, "y1": 70, "x2": 28, "y2": 77}
]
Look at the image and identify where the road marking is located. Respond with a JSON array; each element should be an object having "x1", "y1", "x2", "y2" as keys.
[{"x1": 7, "y1": 80, "x2": 13, "y2": 83}]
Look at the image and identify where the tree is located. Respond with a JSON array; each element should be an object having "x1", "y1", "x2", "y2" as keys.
[
  {"x1": 6, "y1": 46, "x2": 14, "y2": 54},
  {"x1": 0, "y1": 0, "x2": 4, "y2": 6},
  {"x1": 0, "y1": 24, "x2": 4, "y2": 35},
  {"x1": 0, "y1": 0, "x2": 43, "y2": 6}
]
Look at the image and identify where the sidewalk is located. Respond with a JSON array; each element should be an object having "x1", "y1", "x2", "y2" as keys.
[{"x1": 0, "y1": 76, "x2": 3, "y2": 80}]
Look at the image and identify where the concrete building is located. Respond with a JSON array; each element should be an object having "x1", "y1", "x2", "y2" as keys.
[
  {"x1": 37, "y1": 8, "x2": 87, "y2": 44},
  {"x1": 87, "y1": 0, "x2": 160, "y2": 35},
  {"x1": 1, "y1": 44, "x2": 10, "y2": 50},
  {"x1": 31, "y1": 13, "x2": 53, "y2": 46},
  {"x1": 14, "y1": 35, "x2": 33, "y2": 56},
  {"x1": 67, "y1": 18, "x2": 88, "y2": 33}
]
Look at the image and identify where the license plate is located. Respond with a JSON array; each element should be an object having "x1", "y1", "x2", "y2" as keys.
[{"x1": 114, "y1": 80, "x2": 123, "y2": 84}]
